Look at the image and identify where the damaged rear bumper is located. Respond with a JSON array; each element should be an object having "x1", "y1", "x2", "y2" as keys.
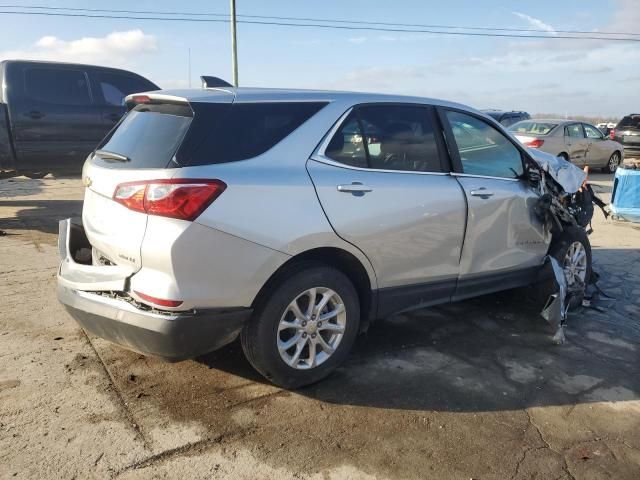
[{"x1": 57, "y1": 219, "x2": 251, "y2": 360}]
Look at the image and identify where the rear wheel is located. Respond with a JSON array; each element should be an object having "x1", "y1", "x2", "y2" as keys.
[
  {"x1": 558, "y1": 152, "x2": 569, "y2": 162},
  {"x1": 603, "y1": 152, "x2": 621, "y2": 174},
  {"x1": 241, "y1": 265, "x2": 360, "y2": 389}
]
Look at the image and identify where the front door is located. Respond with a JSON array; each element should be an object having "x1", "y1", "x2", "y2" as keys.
[
  {"x1": 583, "y1": 123, "x2": 609, "y2": 168},
  {"x1": 439, "y1": 109, "x2": 550, "y2": 300},
  {"x1": 307, "y1": 104, "x2": 467, "y2": 316}
]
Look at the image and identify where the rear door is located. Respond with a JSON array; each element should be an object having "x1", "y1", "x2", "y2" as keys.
[
  {"x1": 564, "y1": 123, "x2": 588, "y2": 166},
  {"x1": 308, "y1": 104, "x2": 466, "y2": 316},
  {"x1": 81, "y1": 102, "x2": 194, "y2": 272},
  {"x1": 439, "y1": 108, "x2": 549, "y2": 300},
  {"x1": 89, "y1": 69, "x2": 159, "y2": 131},
  {"x1": 10, "y1": 64, "x2": 101, "y2": 172}
]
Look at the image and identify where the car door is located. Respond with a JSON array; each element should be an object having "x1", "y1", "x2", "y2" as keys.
[
  {"x1": 307, "y1": 104, "x2": 467, "y2": 316},
  {"x1": 10, "y1": 64, "x2": 101, "y2": 172},
  {"x1": 563, "y1": 123, "x2": 588, "y2": 165},
  {"x1": 439, "y1": 108, "x2": 550, "y2": 301},
  {"x1": 89, "y1": 69, "x2": 159, "y2": 133},
  {"x1": 583, "y1": 123, "x2": 610, "y2": 168}
]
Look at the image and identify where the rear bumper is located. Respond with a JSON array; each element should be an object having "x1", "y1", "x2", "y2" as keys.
[
  {"x1": 58, "y1": 285, "x2": 251, "y2": 360},
  {"x1": 57, "y1": 218, "x2": 252, "y2": 360}
]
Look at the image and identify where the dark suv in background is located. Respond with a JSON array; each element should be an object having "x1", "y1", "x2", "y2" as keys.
[
  {"x1": 0, "y1": 60, "x2": 159, "y2": 177},
  {"x1": 611, "y1": 114, "x2": 640, "y2": 159},
  {"x1": 482, "y1": 109, "x2": 531, "y2": 128}
]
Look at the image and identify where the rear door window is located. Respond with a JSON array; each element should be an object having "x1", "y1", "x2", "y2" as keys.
[
  {"x1": 183, "y1": 102, "x2": 327, "y2": 166},
  {"x1": 325, "y1": 104, "x2": 443, "y2": 173},
  {"x1": 24, "y1": 67, "x2": 91, "y2": 105},
  {"x1": 444, "y1": 110, "x2": 523, "y2": 179},
  {"x1": 93, "y1": 71, "x2": 155, "y2": 106},
  {"x1": 565, "y1": 124, "x2": 585, "y2": 138},
  {"x1": 95, "y1": 104, "x2": 192, "y2": 169}
]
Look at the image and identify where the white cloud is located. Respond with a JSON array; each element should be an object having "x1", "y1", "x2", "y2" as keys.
[
  {"x1": 348, "y1": 37, "x2": 367, "y2": 44},
  {"x1": 0, "y1": 30, "x2": 157, "y2": 67},
  {"x1": 512, "y1": 12, "x2": 556, "y2": 34}
]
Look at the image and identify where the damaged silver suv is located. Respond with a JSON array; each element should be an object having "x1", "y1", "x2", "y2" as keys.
[{"x1": 57, "y1": 87, "x2": 595, "y2": 388}]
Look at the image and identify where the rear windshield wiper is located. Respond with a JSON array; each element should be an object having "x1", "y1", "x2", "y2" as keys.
[{"x1": 94, "y1": 149, "x2": 130, "y2": 162}]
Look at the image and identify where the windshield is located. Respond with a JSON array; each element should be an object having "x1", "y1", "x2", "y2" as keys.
[
  {"x1": 509, "y1": 121, "x2": 557, "y2": 136},
  {"x1": 617, "y1": 115, "x2": 640, "y2": 129},
  {"x1": 95, "y1": 103, "x2": 193, "y2": 169}
]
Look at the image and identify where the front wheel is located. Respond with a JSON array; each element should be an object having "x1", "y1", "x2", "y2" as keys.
[
  {"x1": 241, "y1": 265, "x2": 360, "y2": 389},
  {"x1": 603, "y1": 152, "x2": 621, "y2": 174},
  {"x1": 536, "y1": 226, "x2": 592, "y2": 309}
]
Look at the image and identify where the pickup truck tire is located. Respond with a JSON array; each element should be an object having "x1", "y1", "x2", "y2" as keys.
[
  {"x1": 241, "y1": 264, "x2": 360, "y2": 389},
  {"x1": 536, "y1": 226, "x2": 592, "y2": 310},
  {"x1": 22, "y1": 171, "x2": 48, "y2": 179}
]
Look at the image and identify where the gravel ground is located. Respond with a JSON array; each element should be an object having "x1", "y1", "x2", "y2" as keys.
[{"x1": 1, "y1": 173, "x2": 639, "y2": 480}]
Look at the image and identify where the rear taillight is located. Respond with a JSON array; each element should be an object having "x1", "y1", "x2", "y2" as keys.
[
  {"x1": 524, "y1": 139, "x2": 544, "y2": 148},
  {"x1": 610, "y1": 129, "x2": 616, "y2": 140},
  {"x1": 113, "y1": 179, "x2": 226, "y2": 221},
  {"x1": 133, "y1": 291, "x2": 183, "y2": 308}
]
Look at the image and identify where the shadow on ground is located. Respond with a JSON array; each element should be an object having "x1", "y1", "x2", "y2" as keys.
[{"x1": 0, "y1": 199, "x2": 83, "y2": 236}]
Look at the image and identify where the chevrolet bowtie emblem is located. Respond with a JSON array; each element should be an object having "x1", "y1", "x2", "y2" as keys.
[{"x1": 83, "y1": 176, "x2": 92, "y2": 187}]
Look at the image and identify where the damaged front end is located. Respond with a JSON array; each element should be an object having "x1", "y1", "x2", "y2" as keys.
[{"x1": 526, "y1": 149, "x2": 607, "y2": 343}]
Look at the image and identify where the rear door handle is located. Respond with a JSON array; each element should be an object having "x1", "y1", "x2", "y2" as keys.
[
  {"x1": 24, "y1": 110, "x2": 44, "y2": 119},
  {"x1": 337, "y1": 182, "x2": 373, "y2": 194},
  {"x1": 470, "y1": 188, "x2": 494, "y2": 199}
]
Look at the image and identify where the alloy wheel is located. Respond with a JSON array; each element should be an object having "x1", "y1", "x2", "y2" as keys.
[
  {"x1": 563, "y1": 241, "x2": 588, "y2": 287},
  {"x1": 277, "y1": 287, "x2": 346, "y2": 370},
  {"x1": 608, "y1": 153, "x2": 620, "y2": 173}
]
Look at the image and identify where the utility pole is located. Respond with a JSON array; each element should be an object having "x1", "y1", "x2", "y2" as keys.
[{"x1": 230, "y1": 0, "x2": 239, "y2": 86}]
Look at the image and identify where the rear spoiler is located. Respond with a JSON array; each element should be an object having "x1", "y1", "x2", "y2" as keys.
[{"x1": 124, "y1": 93, "x2": 190, "y2": 111}]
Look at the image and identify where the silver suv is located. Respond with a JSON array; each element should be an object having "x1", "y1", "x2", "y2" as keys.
[{"x1": 57, "y1": 87, "x2": 592, "y2": 388}]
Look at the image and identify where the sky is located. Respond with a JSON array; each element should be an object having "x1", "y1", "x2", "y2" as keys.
[{"x1": 0, "y1": 0, "x2": 638, "y2": 116}]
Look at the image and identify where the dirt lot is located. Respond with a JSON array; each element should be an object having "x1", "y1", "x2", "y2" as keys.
[{"x1": 1, "y1": 173, "x2": 639, "y2": 480}]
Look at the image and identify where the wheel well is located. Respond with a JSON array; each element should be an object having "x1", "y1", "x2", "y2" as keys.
[
  {"x1": 558, "y1": 152, "x2": 569, "y2": 159},
  {"x1": 251, "y1": 247, "x2": 374, "y2": 330}
]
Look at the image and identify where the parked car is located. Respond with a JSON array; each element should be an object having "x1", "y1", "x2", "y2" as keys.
[
  {"x1": 0, "y1": 60, "x2": 159, "y2": 178},
  {"x1": 509, "y1": 119, "x2": 624, "y2": 173},
  {"x1": 610, "y1": 114, "x2": 640, "y2": 159},
  {"x1": 57, "y1": 88, "x2": 593, "y2": 388},
  {"x1": 481, "y1": 109, "x2": 530, "y2": 127}
]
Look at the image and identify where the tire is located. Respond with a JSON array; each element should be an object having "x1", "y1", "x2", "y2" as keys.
[
  {"x1": 241, "y1": 264, "x2": 360, "y2": 389},
  {"x1": 536, "y1": 226, "x2": 592, "y2": 310},
  {"x1": 22, "y1": 171, "x2": 48, "y2": 179},
  {"x1": 558, "y1": 153, "x2": 569, "y2": 162},
  {"x1": 602, "y1": 151, "x2": 621, "y2": 174}
]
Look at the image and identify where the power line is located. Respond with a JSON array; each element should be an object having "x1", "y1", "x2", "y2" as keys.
[
  {"x1": 0, "y1": 9, "x2": 639, "y2": 42},
  {"x1": 1, "y1": 4, "x2": 639, "y2": 37}
]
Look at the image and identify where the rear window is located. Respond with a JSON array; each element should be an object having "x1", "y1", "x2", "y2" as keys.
[
  {"x1": 94, "y1": 103, "x2": 192, "y2": 169},
  {"x1": 509, "y1": 121, "x2": 557, "y2": 136},
  {"x1": 617, "y1": 115, "x2": 640, "y2": 129},
  {"x1": 93, "y1": 71, "x2": 156, "y2": 106},
  {"x1": 179, "y1": 102, "x2": 328, "y2": 166}
]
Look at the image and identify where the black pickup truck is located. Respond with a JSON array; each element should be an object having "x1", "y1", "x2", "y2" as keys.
[{"x1": 0, "y1": 60, "x2": 159, "y2": 177}]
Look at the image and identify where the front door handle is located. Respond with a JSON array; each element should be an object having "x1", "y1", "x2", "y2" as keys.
[
  {"x1": 337, "y1": 182, "x2": 373, "y2": 194},
  {"x1": 470, "y1": 188, "x2": 494, "y2": 199}
]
